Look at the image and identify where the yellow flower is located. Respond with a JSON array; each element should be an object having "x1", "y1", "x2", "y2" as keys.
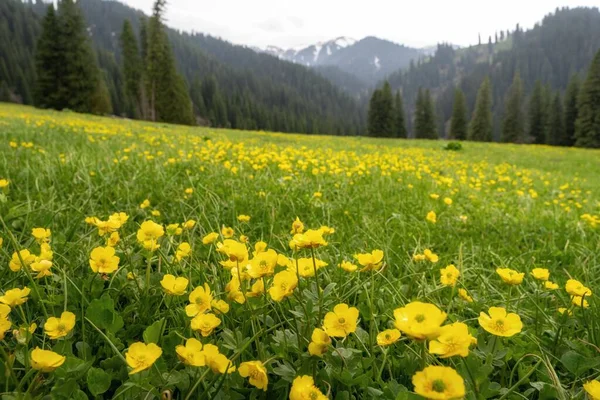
[
  {"x1": 9, "y1": 249, "x2": 36, "y2": 272},
  {"x1": 253, "y1": 241, "x2": 268, "y2": 256},
  {"x1": 191, "y1": 313, "x2": 221, "y2": 336},
  {"x1": 440, "y1": 265, "x2": 460, "y2": 287},
  {"x1": 531, "y1": 268, "x2": 550, "y2": 281},
  {"x1": 289, "y1": 375, "x2": 327, "y2": 400},
  {"x1": 140, "y1": 199, "x2": 150, "y2": 209},
  {"x1": 0, "y1": 304, "x2": 9, "y2": 319},
  {"x1": 202, "y1": 344, "x2": 235, "y2": 374},
  {"x1": 176, "y1": 338, "x2": 205, "y2": 367},
  {"x1": 268, "y1": 270, "x2": 298, "y2": 302},
  {"x1": 44, "y1": 311, "x2": 76, "y2": 339},
  {"x1": 584, "y1": 380, "x2": 600, "y2": 400},
  {"x1": 160, "y1": 274, "x2": 189, "y2": 296},
  {"x1": 151, "y1": 210, "x2": 161, "y2": 218},
  {"x1": 89, "y1": 246, "x2": 120, "y2": 274},
  {"x1": 376, "y1": 329, "x2": 401, "y2": 346},
  {"x1": 430, "y1": 194, "x2": 440, "y2": 200},
  {"x1": 413, "y1": 254, "x2": 427, "y2": 262},
  {"x1": 0, "y1": 287, "x2": 31, "y2": 307},
  {"x1": 185, "y1": 188, "x2": 194, "y2": 195},
  {"x1": 429, "y1": 322, "x2": 476, "y2": 358},
  {"x1": 318, "y1": 225, "x2": 335, "y2": 235},
  {"x1": 291, "y1": 257, "x2": 328, "y2": 278},
  {"x1": 237, "y1": 214, "x2": 251, "y2": 222},
  {"x1": 394, "y1": 302, "x2": 447, "y2": 340},
  {"x1": 217, "y1": 239, "x2": 248, "y2": 263},
  {"x1": 221, "y1": 226, "x2": 235, "y2": 238},
  {"x1": 166, "y1": 223, "x2": 183, "y2": 236},
  {"x1": 443, "y1": 197, "x2": 453, "y2": 205},
  {"x1": 566, "y1": 279, "x2": 592, "y2": 297},
  {"x1": 290, "y1": 217, "x2": 305, "y2": 234},
  {"x1": 544, "y1": 281, "x2": 559, "y2": 290},
  {"x1": 572, "y1": 295, "x2": 590, "y2": 308},
  {"x1": 226, "y1": 277, "x2": 246, "y2": 304},
  {"x1": 478, "y1": 307, "x2": 523, "y2": 337},
  {"x1": 247, "y1": 279, "x2": 265, "y2": 298},
  {"x1": 183, "y1": 219, "x2": 196, "y2": 229},
  {"x1": 186, "y1": 283, "x2": 213, "y2": 316},
  {"x1": 558, "y1": 307, "x2": 572, "y2": 316},
  {"x1": 31, "y1": 348, "x2": 66, "y2": 372},
  {"x1": 31, "y1": 228, "x2": 51, "y2": 243},
  {"x1": 458, "y1": 288, "x2": 473, "y2": 303},
  {"x1": 106, "y1": 231, "x2": 120, "y2": 247},
  {"x1": 339, "y1": 261, "x2": 358, "y2": 272},
  {"x1": 248, "y1": 249, "x2": 278, "y2": 278},
  {"x1": 496, "y1": 268, "x2": 525, "y2": 285},
  {"x1": 202, "y1": 232, "x2": 219, "y2": 245},
  {"x1": 127, "y1": 272, "x2": 136, "y2": 280},
  {"x1": 126, "y1": 342, "x2": 162, "y2": 375},
  {"x1": 412, "y1": 366, "x2": 465, "y2": 400},
  {"x1": 308, "y1": 328, "x2": 331, "y2": 356},
  {"x1": 175, "y1": 242, "x2": 192, "y2": 261},
  {"x1": 426, "y1": 211, "x2": 437, "y2": 224},
  {"x1": 136, "y1": 220, "x2": 164, "y2": 251},
  {"x1": 292, "y1": 229, "x2": 328, "y2": 249},
  {"x1": 0, "y1": 179, "x2": 9, "y2": 188},
  {"x1": 423, "y1": 249, "x2": 439, "y2": 263},
  {"x1": 313, "y1": 191, "x2": 322, "y2": 198},
  {"x1": 0, "y1": 317, "x2": 10, "y2": 340},
  {"x1": 238, "y1": 361, "x2": 268, "y2": 391},
  {"x1": 323, "y1": 303, "x2": 359, "y2": 338},
  {"x1": 354, "y1": 249, "x2": 384, "y2": 272},
  {"x1": 239, "y1": 234, "x2": 249, "y2": 243},
  {"x1": 211, "y1": 299, "x2": 230, "y2": 314}
]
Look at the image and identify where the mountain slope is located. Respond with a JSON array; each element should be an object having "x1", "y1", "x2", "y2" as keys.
[
  {"x1": 3, "y1": 0, "x2": 365, "y2": 135},
  {"x1": 386, "y1": 7, "x2": 600, "y2": 139}
]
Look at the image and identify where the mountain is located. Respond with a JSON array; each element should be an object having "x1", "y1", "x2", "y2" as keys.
[
  {"x1": 385, "y1": 7, "x2": 600, "y2": 139},
  {"x1": 260, "y1": 36, "x2": 421, "y2": 87},
  {"x1": 0, "y1": 0, "x2": 365, "y2": 135}
]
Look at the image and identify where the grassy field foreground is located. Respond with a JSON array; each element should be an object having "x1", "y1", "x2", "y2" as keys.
[{"x1": 0, "y1": 103, "x2": 599, "y2": 399}]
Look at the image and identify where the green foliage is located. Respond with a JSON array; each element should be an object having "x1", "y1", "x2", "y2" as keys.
[
  {"x1": 449, "y1": 88, "x2": 468, "y2": 140},
  {"x1": 575, "y1": 50, "x2": 600, "y2": 148},
  {"x1": 394, "y1": 91, "x2": 408, "y2": 138},
  {"x1": 120, "y1": 20, "x2": 143, "y2": 118},
  {"x1": 547, "y1": 92, "x2": 565, "y2": 146},
  {"x1": 563, "y1": 74, "x2": 580, "y2": 147},
  {"x1": 414, "y1": 88, "x2": 437, "y2": 139},
  {"x1": 527, "y1": 81, "x2": 546, "y2": 144},
  {"x1": 468, "y1": 77, "x2": 493, "y2": 142},
  {"x1": 367, "y1": 81, "x2": 394, "y2": 137},
  {"x1": 501, "y1": 72, "x2": 525, "y2": 143}
]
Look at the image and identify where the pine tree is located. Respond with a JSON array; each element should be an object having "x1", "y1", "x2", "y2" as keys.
[
  {"x1": 58, "y1": 0, "x2": 107, "y2": 113},
  {"x1": 449, "y1": 88, "x2": 468, "y2": 140},
  {"x1": 415, "y1": 88, "x2": 437, "y2": 139},
  {"x1": 394, "y1": 91, "x2": 407, "y2": 138},
  {"x1": 527, "y1": 81, "x2": 546, "y2": 144},
  {"x1": 145, "y1": 0, "x2": 194, "y2": 125},
  {"x1": 367, "y1": 88, "x2": 382, "y2": 136},
  {"x1": 120, "y1": 20, "x2": 143, "y2": 118},
  {"x1": 547, "y1": 92, "x2": 565, "y2": 146},
  {"x1": 468, "y1": 77, "x2": 493, "y2": 141},
  {"x1": 574, "y1": 50, "x2": 600, "y2": 148},
  {"x1": 367, "y1": 82, "x2": 394, "y2": 137},
  {"x1": 501, "y1": 72, "x2": 525, "y2": 142},
  {"x1": 34, "y1": 4, "x2": 61, "y2": 109},
  {"x1": 563, "y1": 75, "x2": 580, "y2": 146}
]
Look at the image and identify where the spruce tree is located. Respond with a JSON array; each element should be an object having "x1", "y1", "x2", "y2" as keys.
[
  {"x1": 58, "y1": 0, "x2": 107, "y2": 113},
  {"x1": 574, "y1": 50, "x2": 600, "y2": 148},
  {"x1": 501, "y1": 72, "x2": 525, "y2": 143},
  {"x1": 449, "y1": 88, "x2": 468, "y2": 140},
  {"x1": 527, "y1": 81, "x2": 546, "y2": 144},
  {"x1": 34, "y1": 4, "x2": 61, "y2": 109},
  {"x1": 367, "y1": 88, "x2": 381, "y2": 136},
  {"x1": 145, "y1": 0, "x2": 194, "y2": 125},
  {"x1": 547, "y1": 92, "x2": 565, "y2": 146},
  {"x1": 563, "y1": 75, "x2": 580, "y2": 146},
  {"x1": 394, "y1": 91, "x2": 407, "y2": 138},
  {"x1": 415, "y1": 89, "x2": 437, "y2": 139},
  {"x1": 120, "y1": 20, "x2": 143, "y2": 118},
  {"x1": 468, "y1": 77, "x2": 493, "y2": 141},
  {"x1": 379, "y1": 81, "x2": 395, "y2": 137}
]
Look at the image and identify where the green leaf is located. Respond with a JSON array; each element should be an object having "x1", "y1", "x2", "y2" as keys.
[
  {"x1": 560, "y1": 351, "x2": 600, "y2": 375},
  {"x1": 143, "y1": 318, "x2": 165, "y2": 344},
  {"x1": 85, "y1": 293, "x2": 124, "y2": 334},
  {"x1": 87, "y1": 367, "x2": 112, "y2": 396}
]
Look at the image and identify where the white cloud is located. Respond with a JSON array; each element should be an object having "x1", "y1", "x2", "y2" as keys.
[{"x1": 119, "y1": 0, "x2": 599, "y2": 49}]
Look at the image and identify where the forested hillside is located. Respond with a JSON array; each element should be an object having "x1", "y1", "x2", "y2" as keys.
[
  {"x1": 0, "y1": 0, "x2": 365, "y2": 135},
  {"x1": 386, "y1": 7, "x2": 600, "y2": 139}
]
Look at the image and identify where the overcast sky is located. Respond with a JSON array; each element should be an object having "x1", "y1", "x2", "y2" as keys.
[{"x1": 119, "y1": 0, "x2": 599, "y2": 49}]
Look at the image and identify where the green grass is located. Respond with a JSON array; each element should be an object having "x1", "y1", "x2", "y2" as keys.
[{"x1": 0, "y1": 102, "x2": 599, "y2": 399}]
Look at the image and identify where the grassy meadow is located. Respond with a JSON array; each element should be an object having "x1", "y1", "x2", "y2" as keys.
[{"x1": 0, "y1": 102, "x2": 599, "y2": 399}]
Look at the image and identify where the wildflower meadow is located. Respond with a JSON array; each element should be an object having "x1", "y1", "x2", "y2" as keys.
[{"x1": 0, "y1": 103, "x2": 599, "y2": 399}]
